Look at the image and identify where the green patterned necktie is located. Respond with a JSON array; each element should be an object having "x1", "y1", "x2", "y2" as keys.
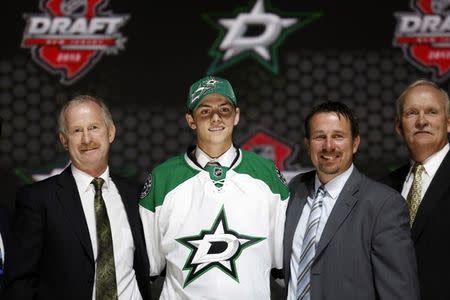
[
  {"x1": 406, "y1": 163, "x2": 424, "y2": 227},
  {"x1": 92, "y1": 177, "x2": 118, "y2": 300}
]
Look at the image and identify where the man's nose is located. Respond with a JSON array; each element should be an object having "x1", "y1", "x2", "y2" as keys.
[
  {"x1": 210, "y1": 110, "x2": 221, "y2": 122},
  {"x1": 81, "y1": 129, "x2": 92, "y2": 143},
  {"x1": 416, "y1": 111, "x2": 429, "y2": 128},
  {"x1": 322, "y1": 137, "x2": 335, "y2": 151}
]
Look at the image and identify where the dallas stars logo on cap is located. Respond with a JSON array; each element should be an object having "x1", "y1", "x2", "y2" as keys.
[
  {"x1": 190, "y1": 77, "x2": 221, "y2": 104},
  {"x1": 187, "y1": 75, "x2": 237, "y2": 111}
]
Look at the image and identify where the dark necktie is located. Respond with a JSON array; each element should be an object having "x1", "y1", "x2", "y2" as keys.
[
  {"x1": 406, "y1": 163, "x2": 424, "y2": 226},
  {"x1": 92, "y1": 177, "x2": 118, "y2": 300}
]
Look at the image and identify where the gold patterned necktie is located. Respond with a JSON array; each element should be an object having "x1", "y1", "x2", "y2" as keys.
[
  {"x1": 406, "y1": 163, "x2": 424, "y2": 227},
  {"x1": 92, "y1": 177, "x2": 118, "y2": 300}
]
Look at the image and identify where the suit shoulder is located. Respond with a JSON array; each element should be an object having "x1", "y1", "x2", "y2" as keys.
[
  {"x1": 17, "y1": 172, "x2": 60, "y2": 194},
  {"x1": 111, "y1": 173, "x2": 140, "y2": 188},
  {"x1": 359, "y1": 174, "x2": 404, "y2": 204},
  {"x1": 288, "y1": 170, "x2": 315, "y2": 188},
  {"x1": 380, "y1": 164, "x2": 409, "y2": 184}
]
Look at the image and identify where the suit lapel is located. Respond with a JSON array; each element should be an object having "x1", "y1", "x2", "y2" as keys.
[
  {"x1": 57, "y1": 167, "x2": 94, "y2": 261},
  {"x1": 315, "y1": 168, "x2": 361, "y2": 259},
  {"x1": 412, "y1": 150, "x2": 450, "y2": 240},
  {"x1": 284, "y1": 172, "x2": 313, "y2": 280},
  {"x1": 391, "y1": 165, "x2": 409, "y2": 192}
]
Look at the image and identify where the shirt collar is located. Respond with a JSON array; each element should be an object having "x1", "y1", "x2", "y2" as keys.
[
  {"x1": 406, "y1": 143, "x2": 449, "y2": 181},
  {"x1": 71, "y1": 164, "x2": 110, "y2": 192},
  {"x1": 195, "y1": 145, "x2": 237, "y2": 168},
  {"x1": 314, "y1": 164, "x2": 354, "y2": 200}
]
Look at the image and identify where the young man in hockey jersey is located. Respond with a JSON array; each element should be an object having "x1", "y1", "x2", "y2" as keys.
[{"x1": 139, "y1": 75, "x2": 289, "y2": 299}]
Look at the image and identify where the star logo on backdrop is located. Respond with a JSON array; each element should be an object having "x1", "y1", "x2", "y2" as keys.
[
  {"x1": 176, "y1": 206, "x2": 265, "y2": 287},
  {"x1": 203, "y1": 0, "x2": 321, "y2": 74}
]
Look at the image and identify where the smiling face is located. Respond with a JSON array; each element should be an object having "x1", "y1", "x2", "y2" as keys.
[
  {"x1": 305, "y1": 112, "x2": 360, "y2": 184},
  {"x1": 396, "y1": 84, "x2": 450, "y2": 162},
  {"x1": 59, "y1": 101, "x2": 115, "y2": 177},
  {"x1": 185, "y1": 93, "x2": 240, "y2": 157}
]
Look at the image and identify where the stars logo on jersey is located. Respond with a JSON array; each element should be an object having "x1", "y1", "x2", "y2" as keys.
[
  {"x1": 176, "y1": 206, "x2": 265, "y2": 287},
  {"x1": 140, "y1": 173, "x2": 152, "y2": 199},
  {"x1": 203, "y1": 0, "x2": 321, "y2": 74},
  {"x1": 275, "y1": 167, "x2": 287, "y2": 186}
]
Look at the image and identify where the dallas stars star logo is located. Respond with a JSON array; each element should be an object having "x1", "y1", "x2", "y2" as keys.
[
  {"x1": 176, "y1": 206, "x2": 265, "y2": 287},
  {"x1": 203, "y1": 0, "x2": 321, "y2": 74}
]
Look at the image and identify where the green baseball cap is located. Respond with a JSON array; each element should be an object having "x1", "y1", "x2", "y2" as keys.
[{"x1": 187, "y1": 76, "x2": 237, "y2": 112}]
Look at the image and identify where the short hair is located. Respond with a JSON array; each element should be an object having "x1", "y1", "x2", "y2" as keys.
[
  {"x1": 304, "y1": 101, "x2": 359, "y2": 139},
  {"x1": 395, "y1": 79, "x2": 450, "y2": 119},
  {"x1": 58, "y1": 95, "x2": 114, "y2": 134}
]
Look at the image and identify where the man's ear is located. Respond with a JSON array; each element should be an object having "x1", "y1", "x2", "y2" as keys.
[
  {"x1": 304, "y1": 137, "x2": 310, "y2": 152},
  {"x1": 233, "y1": 107, "x2": 240, "y2": 126},
  {"x1": 59, "y1": 132, "x2": 68, "y2": 150},
  {"x1": 186, "y1": 113, "x2": 196, "y2": 130},
  {"x1": 395, "y1": 118, "x2": 403, "y2": 137},
  {"x1": 108, "y1": 124, "x2": 116, "y2": 143},
  {"x1": 352, "y1": 135, "x2": 361, "y2": 154},
  {"x1": 446, "y1": 115, "x2": 450, "y2": 133}
]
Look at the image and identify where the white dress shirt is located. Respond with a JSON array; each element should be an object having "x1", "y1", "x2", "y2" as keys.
[
  {"x1": 71, "y1": 165, "x2": 142, "y2": 300},
  {"x1": 287, "y1": 164, "x2": 354, "y2": 299},
  {"x1": 195, "y1": 145, "x2": 237, "y2": 168},
  {"x1": 401, "y1": 143, "x2": 449, "y2": 202}
]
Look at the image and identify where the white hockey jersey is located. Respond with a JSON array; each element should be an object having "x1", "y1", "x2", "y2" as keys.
[{"x1": 139, "y1": 149, "x2": 289, "y2": 299}]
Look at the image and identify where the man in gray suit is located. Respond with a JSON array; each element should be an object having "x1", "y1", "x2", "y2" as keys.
[{"x1": 283, "y1": 101, "x2": 419, "y2": 300}]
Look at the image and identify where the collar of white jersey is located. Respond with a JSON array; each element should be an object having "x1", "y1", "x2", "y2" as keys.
[
  {"x1": 184, "y1": 145, "x2": 242, "y2": 171},
  {"x1": 195, "y1": 145, "x2": 237, "y2": 168}
]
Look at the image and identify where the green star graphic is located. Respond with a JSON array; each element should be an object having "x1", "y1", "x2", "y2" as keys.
[
  {"x1": 176, "y1": 206, "x2": 265, "y2": 287},
  {"x1": 203, "y1": 0, "x2": 322, "y2": 75}
]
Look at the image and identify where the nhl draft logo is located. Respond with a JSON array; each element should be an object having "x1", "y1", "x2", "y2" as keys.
[
  {"x1": 203, "y1": 0, "x2": 321, "y2": 75},
  {"x1": 394, "y1": 0, "x2": 450, "y2": 81},
  {"x1": 240, "y1": 128, "x2": 296, "y2": 171},
  {"x1": 21, "y1": 0, "x2": 129, "y2": 84}
]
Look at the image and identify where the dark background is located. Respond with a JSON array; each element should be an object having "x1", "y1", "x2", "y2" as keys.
[
  {"x1": 1, "y1": 1, "x2": 429, "y2": 185},
  {"x1": 2, "y1": 0, "x2": 448, "y2": 298}
]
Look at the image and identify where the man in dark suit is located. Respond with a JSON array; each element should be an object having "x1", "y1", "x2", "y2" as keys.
[
  {"x1": 0, "y1": 115, "x2": 21, "y2": 295},
  {"x1": 383, "y1": 79, "x2": 450, "y2": 300},
  {"x1": 0, "y1": 115, "x2": 23, "y2": 215},
  {"x1": 0, "y1": 206, "x2": 11, "y2": 292},
  {"x1": 283, "y1": 101, "x2": 419, "y2": 300},
  {"x1": 4, "y1": 95, "x2": 151, "y2": 300}
]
